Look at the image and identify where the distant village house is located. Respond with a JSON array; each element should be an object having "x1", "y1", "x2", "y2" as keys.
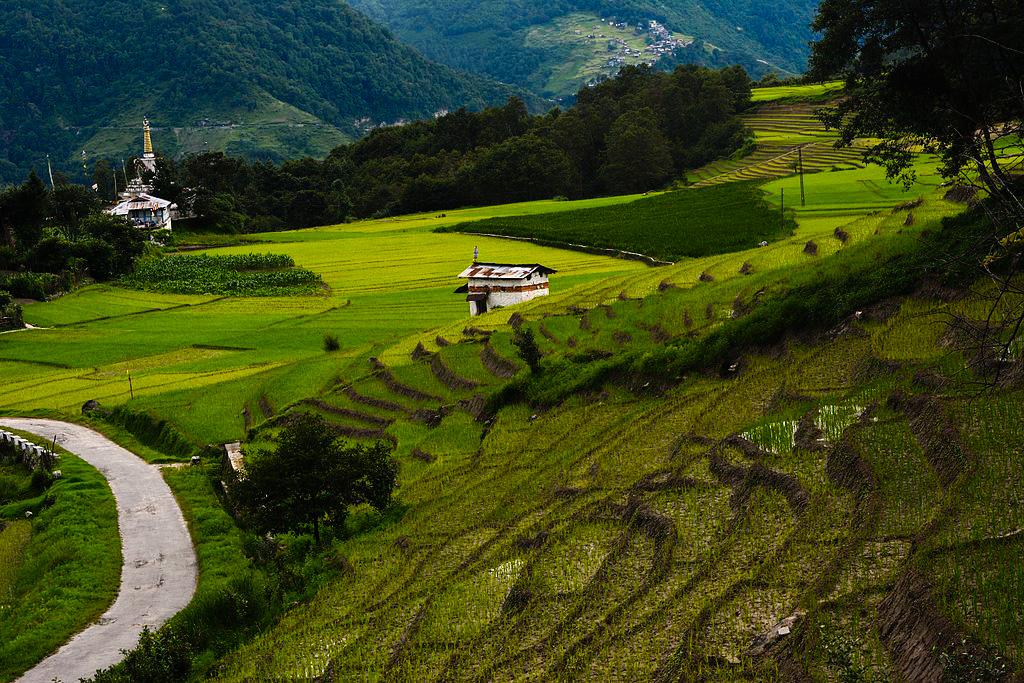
[{"x1": 457, "y1": 257, "x2": 556, "y2": 316}]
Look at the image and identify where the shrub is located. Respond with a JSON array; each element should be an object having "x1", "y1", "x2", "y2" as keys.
[
  {"x1": 232, "y1": 413, "x2": 398, "y2": 544},
  {"x1": 512, "y1": 328, "x2": 542, "y2": 373},
  {"x1": 0, "y1": 272, "x2": 62, "y2": 300},
  {"x1": 105, "y1": 406, "x2": 197, "y2": 458}
]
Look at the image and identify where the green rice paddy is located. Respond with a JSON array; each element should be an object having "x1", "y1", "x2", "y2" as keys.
[
  {"x1": 439, "y1": 182, "x2": 795, "y2": 262},
  {"x1": 750, "y1": 81, "x2": 845, "y2": 103},
  {"x1": 0, "y1": 195, "x2": 650, "y2": 444}
]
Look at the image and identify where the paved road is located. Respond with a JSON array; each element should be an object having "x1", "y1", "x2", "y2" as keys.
[{"x1": 0, "y1": 418, "x2": 198, "y2": 683}]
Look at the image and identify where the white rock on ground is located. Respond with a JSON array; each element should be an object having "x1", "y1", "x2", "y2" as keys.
[{"x1": 0, "y1": 418, "x2": 197, "y2": 683}]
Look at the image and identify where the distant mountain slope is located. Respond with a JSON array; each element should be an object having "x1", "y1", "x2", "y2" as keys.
[
  {"x1": 0, "y1": 0, "x2": 526, "y2": 183},
  {"x1": 348, "y1": 0, "x2": 819, "y2": 96}
]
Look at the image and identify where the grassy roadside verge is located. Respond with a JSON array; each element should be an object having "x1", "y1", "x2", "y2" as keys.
[
  {"x1": 72, "y1": 417, "x2": 337, "y2": 682},
  {"x1": 0, "y1": 408, "x2": 197, "y2": 464},
  {"x1": 0, "y1": 413, "x2": 258, "y2": 680},
  {"x1": 0, "y1": 431, "x2": 120, "y2": 682}
]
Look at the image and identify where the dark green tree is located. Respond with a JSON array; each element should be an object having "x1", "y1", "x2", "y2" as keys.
[
  {"x1": 0, "y1": 171, "x2": 49, "y2": 249},
  {"x1": 811, "y1": 0, "x2": 1024, "y2": 381},
  {"x1": 93, "y1": 159, "x2": 117, "y2": 201},
  {"x1": 462, "y1": 134, "x2": 577, "y2": 205},
  {"x1": 234, "y1": 413, "x2": 398, "y2": 544},
  {"x1": 512, "y1": 327, "x2": 543, "y2": 373},
  {"x1": 809, "y1": 0, "x2": 1024, "y2": 195},
  {"x1": 78, "y1": 213, "x2": 145, "y2": 279},
  {"x1": 49, "y1": 182, "x2": 103, "y2": 232},
  {"x1": 599, "y1": 108, "x2": 674, "y2": 194},
  {"x1": 150, "y1": 156, "x2": 184, "y2": 206}
]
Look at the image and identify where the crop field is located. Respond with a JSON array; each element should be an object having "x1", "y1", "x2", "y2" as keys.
[
  {"x1": 5, "y1": 127, "x2": 1013, "y2": 681},
  {"x1": 214, "y1": 271, "x2": 1023, "y2": 679},
  {"x1": 196, "y1": 151, "x2": 1014, "y2": 678},
  {"x1": 438, "y1": 182, "x2": 795, "y2": 262},
  {"x1": 402, "y1": 161, "x2": 945, "y2": 361},
  {"x1": 0, "y1": 159, "x2": 944, "y2": 454},
  {"x1": 121, "y1": 253, "x2": 323, "y2": 296},
  {"x1": 689, "y1": 89, "x2": 875, "y2": 188},
  {"x1": 750, "y1": 81, "x2": 845, "y2": 103},
  {"x1": 0, "y1": 195, "x2": 650, "y2": 445}
]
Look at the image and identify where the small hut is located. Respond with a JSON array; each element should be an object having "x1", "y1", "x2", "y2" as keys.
[{"x1": 456, "y1": 260, "x2": 556, "y2": 316}]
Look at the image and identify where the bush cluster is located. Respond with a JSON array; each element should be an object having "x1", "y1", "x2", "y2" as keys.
[
  {"x1": 120, "y1": 253, "x2": 322, "y2": 296},
  {"x1": 0, "y1": 173, "x2": 145, "y2": 298},
  {"x1": 0, "y1": 289, "x2": 23, "y2": 329}
]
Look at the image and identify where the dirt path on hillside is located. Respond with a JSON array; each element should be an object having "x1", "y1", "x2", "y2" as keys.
[{"x1": 0, "y1": 418, "x2": 197, "y2": 683}]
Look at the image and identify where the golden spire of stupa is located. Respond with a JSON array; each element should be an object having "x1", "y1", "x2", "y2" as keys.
[{"x1": 143, "y1": 117, "x2": 154, "y2": 157}]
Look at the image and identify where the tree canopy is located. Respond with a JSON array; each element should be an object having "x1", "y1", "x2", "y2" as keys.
[
  {"x1": 809, "y1": 0, "x2": 1024, "y2": 196},
  {"x1": 154, "y1": 64, "x2": 752, "y2": 230},
  {"x1": 233, "y1": 413, "x2": 399, "y2": 544},
  {"x1": 0, "y1": 174, "x2": 144, "y2": 298}
]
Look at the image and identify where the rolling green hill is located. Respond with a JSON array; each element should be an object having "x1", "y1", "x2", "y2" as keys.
[
  {"x1": 347, "y1": 0, "x2": 819, "y2": 97},
  {"x1": 0, "y1": 0, "x2": 529, "y2": 183}
]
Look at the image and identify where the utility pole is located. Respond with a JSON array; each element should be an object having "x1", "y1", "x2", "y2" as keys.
[{"x1": 797, "y1": 147, "x2": 805, "y2": 206}]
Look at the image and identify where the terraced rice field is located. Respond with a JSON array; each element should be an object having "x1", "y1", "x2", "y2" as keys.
[
  {"x1": 394, "y1": 162, "x2": 945, "y2": 363},
  {"x1": 750, "y1": 81, "x2": 845, "y2": 103},
  {"x1": 196, "y1": 149, "x2": 1020, "y2": 678},
  {"x1": 216, "y1": 276, "x2": 1023, "y2": 679},
  {"x1": 8, "y1": 104, "x2": 1015, "y2": 680},
  {"x1": 690, "y1": 102, "x2": 870, "y2": 187},
  {"x1": 0, "y1": 157, "x2": 934, "y2": 446}
]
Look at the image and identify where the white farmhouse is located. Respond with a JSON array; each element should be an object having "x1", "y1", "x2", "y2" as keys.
[{"x1": 457, "y1": 262, "x2": 556, "y2": 316}]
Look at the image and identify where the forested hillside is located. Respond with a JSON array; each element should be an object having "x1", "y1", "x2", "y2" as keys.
[
  {"x1": 145, "y1": 66, "x2": 752, "y2": 230},
  {"x1": 348, "y1": 0, "x2": 819, "y2": 94},
  {"x1": 0, "y1": 0, "x2": 526, "y2": 184}
]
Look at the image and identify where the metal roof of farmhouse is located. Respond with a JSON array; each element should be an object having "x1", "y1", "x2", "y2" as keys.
[{"x1": 457, "y1": 263, "x2": 557, "y2": 279}]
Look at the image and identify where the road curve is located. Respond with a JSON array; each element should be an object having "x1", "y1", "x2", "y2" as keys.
[{"x1": 0, "y1": 418, "x2": 197, "y2": 683}]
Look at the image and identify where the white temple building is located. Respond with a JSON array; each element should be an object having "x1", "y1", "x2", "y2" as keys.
[
  {"x1": 107, "y1": 118, "x2": 176, "y2": 232},
  {"x1": 109, "y1": 193, "x2": 176, "y2": 231}
]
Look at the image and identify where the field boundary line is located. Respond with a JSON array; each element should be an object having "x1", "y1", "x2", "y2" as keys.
[{"x1": 443, "y1": 232, "x2": 674, "y2": 267}]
